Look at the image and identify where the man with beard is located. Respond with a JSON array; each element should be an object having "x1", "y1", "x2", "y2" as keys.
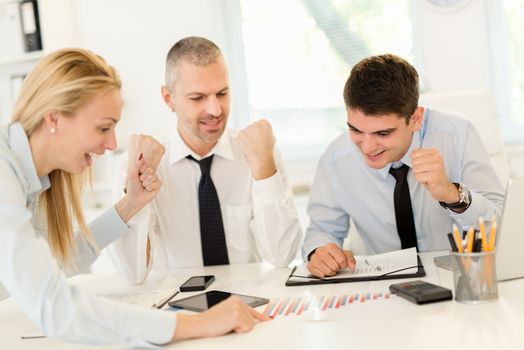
[{"x1": 109, "y1": 37, "x2": 302, "y2": 284}]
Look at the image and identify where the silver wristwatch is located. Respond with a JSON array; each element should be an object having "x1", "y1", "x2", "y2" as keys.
[{"x1": 439, "y1": 183, "x2": 471, "y2": 211}]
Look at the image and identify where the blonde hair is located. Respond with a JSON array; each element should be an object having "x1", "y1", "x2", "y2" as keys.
[{"x1": 11, "y1": 48, "x2": 121, "y2": 266}]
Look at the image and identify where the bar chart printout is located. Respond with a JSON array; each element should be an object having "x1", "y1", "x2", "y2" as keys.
[{"x1": 263, "y1": 292, "x2": 393, "y2": 318}]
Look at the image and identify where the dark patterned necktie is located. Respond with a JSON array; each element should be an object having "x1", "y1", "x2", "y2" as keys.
[
  {"x1": 389, "y1": 164, "x2": 418, "y2": 250},
  {"x1": 187, "y1": 155, "x2": 229, "y2": 265}
]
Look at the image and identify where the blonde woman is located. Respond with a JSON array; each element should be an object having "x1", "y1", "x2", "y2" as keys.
[{"x1": 0, "y1": 48, "x2": 268, "y2": 347}]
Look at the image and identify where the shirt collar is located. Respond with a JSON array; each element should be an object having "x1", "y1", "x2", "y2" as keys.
[
  {"x1": 8, "y1": 122, "x2": 50, "y2": 195},
  {"x1": 169, "y1": 128, "x2": 235, "y2": 164},
  {"x1": 376, "y1": 109, "x2": 428, "y2": 180}
]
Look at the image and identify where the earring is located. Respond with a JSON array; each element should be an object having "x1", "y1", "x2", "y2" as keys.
[{"x1": 50, "y1": 128, "x2": 56, "y2": 134}]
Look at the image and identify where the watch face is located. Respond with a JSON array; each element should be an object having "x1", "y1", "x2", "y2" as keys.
[
  {"x1": 457, "y1": 183, "x2": 466, "y2": 203},
  {"x1": 462, "y1": 184, "x2": 472, "y2": 205}
]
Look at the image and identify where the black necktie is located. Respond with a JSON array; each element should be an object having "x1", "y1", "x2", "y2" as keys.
[
  {"x1": 188, "y1": 155, "x2": 229, "y2": 265},
  {"x1": 389, "y1": 164, "x2": 418, "y2": 250}
]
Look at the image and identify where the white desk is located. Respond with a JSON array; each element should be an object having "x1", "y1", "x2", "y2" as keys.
[{"x1": 1, "y1": 252, "x2": 523, "y2": 349}]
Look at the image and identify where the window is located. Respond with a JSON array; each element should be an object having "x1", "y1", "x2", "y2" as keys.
[
  {"x1": 238, "y1": 0, "x2": 414, "y2": 160},
  {"x1": 488, "y1": 0, "x2": 524, "y2": 144}
]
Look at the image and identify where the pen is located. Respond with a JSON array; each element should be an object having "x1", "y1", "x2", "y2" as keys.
[
  {"x1": 488, "y1": 215, "x2": 497, "y2": 251},
  {"x1": 453, "y1": 224, "x2": 463, "y2": 253},
  {"x1": 21, "y1": 335, "x2": 46, "y2": 339},
  {"x1": 289, "y1": 265, "x2": 297, "y2": 277},
  {"x1": 465, "y1": 227, "x2": 475, "y2": 253},
  {"x1": 479, "y1": 217, "x2": 488, "y2": 252},
  {"x1": 153, "y1": 290, "x2": 180, "y2": 310}
]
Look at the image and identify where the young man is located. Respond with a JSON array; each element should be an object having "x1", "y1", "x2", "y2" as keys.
[
  {"x1": 108, "y1": 37, "x2": 302, "y2": 284},
  {"x1": 303, "y1": 54, "x2": 505, "y2": 278}
]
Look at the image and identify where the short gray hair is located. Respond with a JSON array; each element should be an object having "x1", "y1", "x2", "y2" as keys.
[{"x1": 165, "y1": 36, "x2": 222, "y2": 88}]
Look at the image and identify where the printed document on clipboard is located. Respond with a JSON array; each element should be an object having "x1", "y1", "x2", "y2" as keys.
[{"x1": 286, "y1": 247, "x2": 425, "y2": 286}]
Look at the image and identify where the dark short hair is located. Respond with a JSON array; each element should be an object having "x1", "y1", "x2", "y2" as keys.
[
  {"x1": 343, "y1": 54, "x2": 419, "y2": 123},
  {"x1": 165, "y1": 36, "x2": 222, "y2": 87}
]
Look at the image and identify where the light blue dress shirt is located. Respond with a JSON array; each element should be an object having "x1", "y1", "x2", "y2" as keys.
[
  {"x1": 0, "y1": 123, "x2": 176, "y2": 346},
  {"x1": 302, "y1": 108, "x2": 505, "y2": 259}
]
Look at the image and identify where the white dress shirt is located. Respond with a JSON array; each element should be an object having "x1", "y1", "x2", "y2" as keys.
[
  {"x1": 0, "y1": 123, "x2": 176, "y2": 347},
  {"x1": 108, "y1": 128, "x2": 303, "y2": 284},
  {"x1": 302, "y1": 108, "x2": 505, "y2": 259}
]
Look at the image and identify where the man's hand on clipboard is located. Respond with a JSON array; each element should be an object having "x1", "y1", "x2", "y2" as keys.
[{"x1": 307, "y1": 243, "x2": 356, "y2": 278}]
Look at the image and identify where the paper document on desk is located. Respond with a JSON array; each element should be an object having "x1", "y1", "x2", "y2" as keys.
[
  {"x1": 99, "y1": 276, "x2": 178, "y2": 308},
  {"x1": 288, "y1": 248, "x2": 423, "y2": 286},
  {"x1": 100, "y1": 289, "x2": 171, "y2": 308}
]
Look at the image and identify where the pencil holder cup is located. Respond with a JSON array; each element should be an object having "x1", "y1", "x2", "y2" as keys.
[{"x1": 451, "y1": 251, "x2": 498, "y2": 304}]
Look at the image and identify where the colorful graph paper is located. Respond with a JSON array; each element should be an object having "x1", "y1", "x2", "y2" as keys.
[{"x1": 263, "y1": 292, "x2": 392, "y2": 318}]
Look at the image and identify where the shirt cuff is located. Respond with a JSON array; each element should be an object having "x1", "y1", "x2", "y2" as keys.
[
  {"x1": 301, "y1": 232, "x2": 341, "y2": 262},
  {"x1": 252, "y1": 170, "x2": 286, "y2": 205},
  {"x1": 90, "y1": 206, "x2": 131, "y2": 249}
]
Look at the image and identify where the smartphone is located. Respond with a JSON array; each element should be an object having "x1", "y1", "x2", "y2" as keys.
[
  {"x1": 179, "y1": 275, "x2": 215, "y2": 292},
  {"x1": 389, "y1": 280, "x2": 452, "y2": 304},
  {"x1": 168, "y1": 290, "x2": 269, "y2": 312}
]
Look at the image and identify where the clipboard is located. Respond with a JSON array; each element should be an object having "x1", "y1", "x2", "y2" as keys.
[{"x1": 286, "y1": 255, "x2": 426, "y2": 287}]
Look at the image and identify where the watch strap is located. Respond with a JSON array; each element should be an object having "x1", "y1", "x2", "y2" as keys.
[{"x1": 439, "y1": 183, "x2": 471, "y2": 210}]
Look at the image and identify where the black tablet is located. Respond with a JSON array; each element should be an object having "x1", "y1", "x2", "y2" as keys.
[{"x1": 168, "y1": 290, "x2": 269, "y2": 312}]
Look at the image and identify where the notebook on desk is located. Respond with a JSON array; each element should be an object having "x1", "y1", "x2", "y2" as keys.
[
  {"x1": 434, "y1": 177, "x2": 524, "y2": 281},
  {"x1": 286, "y1": 247, "x2": 426, "y2": 286}
]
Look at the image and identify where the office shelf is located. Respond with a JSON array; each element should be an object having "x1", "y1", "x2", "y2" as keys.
[{"x1": 0, "y1": 50, "x2": 43, "y2": 67}]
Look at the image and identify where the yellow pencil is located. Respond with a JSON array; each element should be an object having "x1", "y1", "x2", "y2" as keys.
[
  {"x1": 466, "y1": 227, "x2": 475, "y2": 253},
  {"x1": 488, "y1": 215, "x2": 497, "y2": 251},
  {"x1": 453, "y1": 224, "x2": 463, "y2": 253},
  {"x1": 479, "y1": 217, "x2": 488, "y2": 252}
]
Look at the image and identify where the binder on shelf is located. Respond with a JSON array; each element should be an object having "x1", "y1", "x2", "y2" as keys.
[
  {"x1": 20, "y1": 0, "x2": 42, "y2": 52},
  {"x1": 286, "y1": 248, "x2": 426, "y2": 286},
  {"x1": 0, "y1": 1, "x2": 25, "y2": 57}
]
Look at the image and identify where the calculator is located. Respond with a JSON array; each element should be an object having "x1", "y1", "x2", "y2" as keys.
[{"x1": 389, "y1": 280, "x2": 452, "y2": 304}]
